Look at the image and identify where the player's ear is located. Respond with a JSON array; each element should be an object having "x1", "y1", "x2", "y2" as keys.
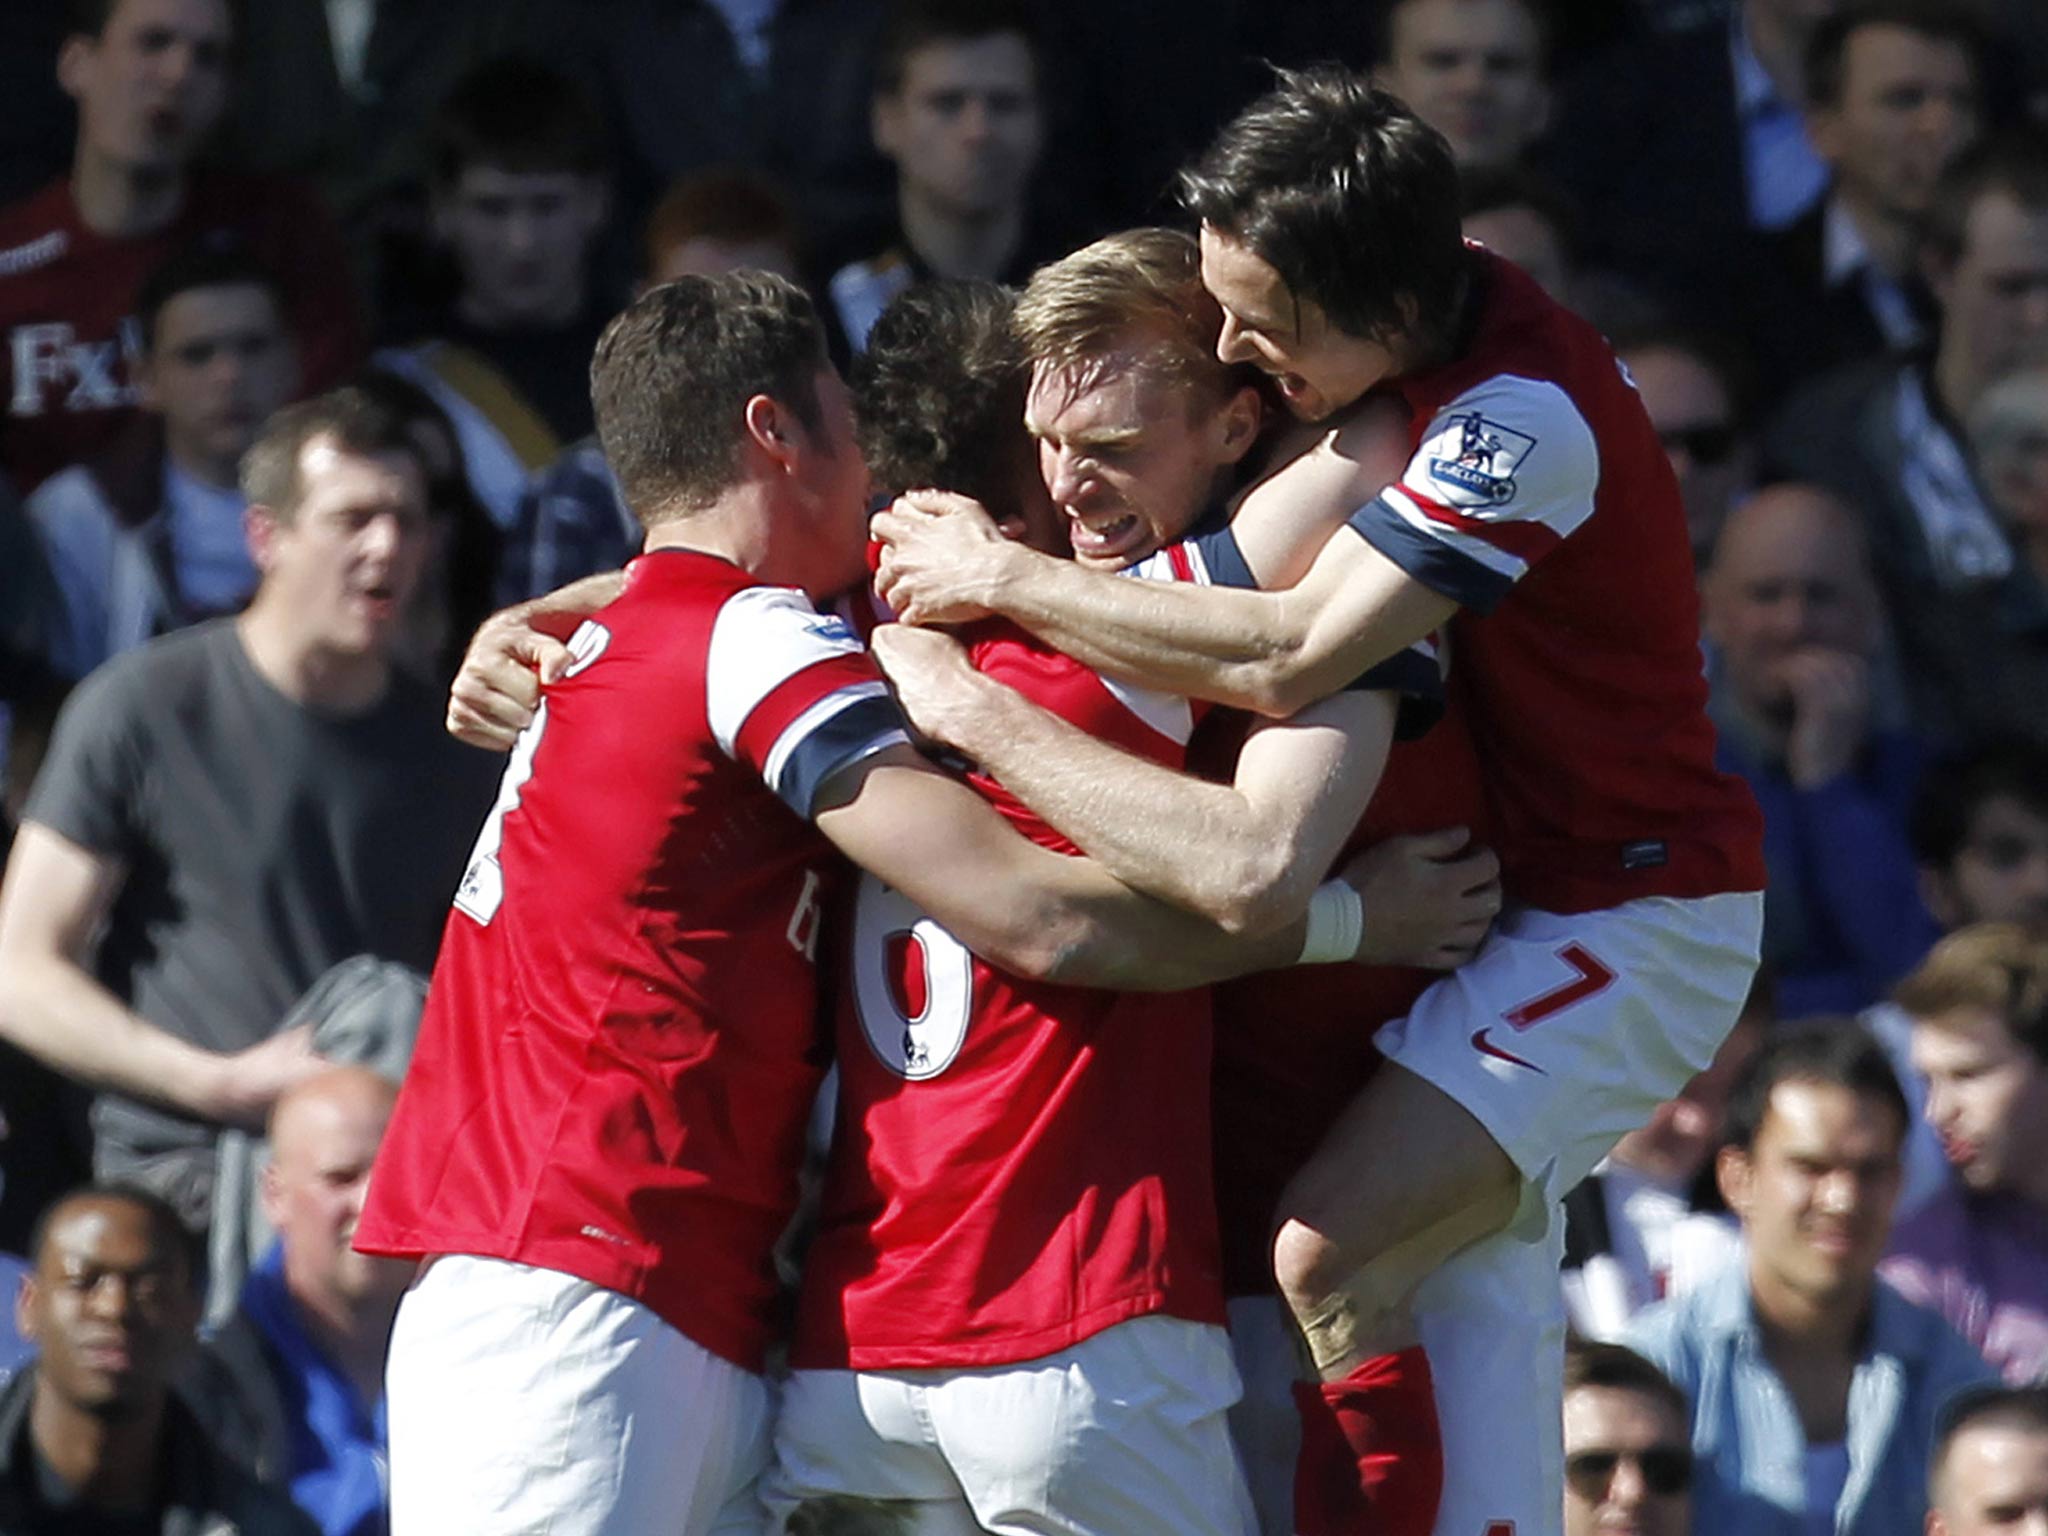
[
  {"x1": 743, "y1": 394, "x2": 799, "y2": 472},
  {"x1": 1216, "y1": 385, "x2": 1264, "y2": 464}
]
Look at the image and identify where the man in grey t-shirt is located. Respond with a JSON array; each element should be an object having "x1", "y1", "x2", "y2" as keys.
[{"x1": 0, "y1": 385, "x2": 494, "y2": 1227}]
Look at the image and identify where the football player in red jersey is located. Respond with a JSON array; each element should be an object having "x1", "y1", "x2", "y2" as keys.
[
  {"x1": 358, "y1": 272, "x2": 1404, "y2": 1536},
  {"x1": 871, "y1": 71, "x2": 1766, "y2": 1536}
]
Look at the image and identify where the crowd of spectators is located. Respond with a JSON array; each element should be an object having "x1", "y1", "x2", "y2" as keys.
[{"x1": 0, "y1": 0, "x2": 2044, "y2": 1532}]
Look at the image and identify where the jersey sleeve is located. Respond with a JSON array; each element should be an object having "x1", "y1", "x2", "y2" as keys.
[
  {"x1": 704, "y1": 586, "x2": 910, "y2": 819},
  {"x1": 1346, "y1": 375, "x2": 1600, "y2": 614}
]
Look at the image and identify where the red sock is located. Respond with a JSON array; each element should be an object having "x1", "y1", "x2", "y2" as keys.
[{"x1": 1292, "y1": 1347, "x2": 1444, "y2": 1536}]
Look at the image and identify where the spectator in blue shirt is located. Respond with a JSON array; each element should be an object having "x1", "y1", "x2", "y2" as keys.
[{"x1": 1629, "y1": 1021, "x2": 1994, "y2": 1536}]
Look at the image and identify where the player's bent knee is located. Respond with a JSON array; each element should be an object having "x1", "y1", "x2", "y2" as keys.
[{"x1": 1271, "y1": 1218, "x2": 1343, "y2": 1315}]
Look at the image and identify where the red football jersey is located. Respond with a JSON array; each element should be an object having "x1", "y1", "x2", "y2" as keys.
[
  {"x1": 1350, "y1": 250, "x2": 1764, "y2": 913},
  {"x1": 1197, "y1": 698, "x2": 1494, "y2": 1297},
  {"x1": 0, "y1": 172, "x2": 362, "y2": 492},
  {"x1": 355, "y1": 550, "x2": 907, "y2": 1372},
  {"x1": 794, "y1": 558, "x2": 1225, "y2": 1371}
]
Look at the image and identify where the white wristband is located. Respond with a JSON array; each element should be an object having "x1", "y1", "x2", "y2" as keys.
[{"x1": 1297, "y1": 881, "x2": 1364, "y2": 966}]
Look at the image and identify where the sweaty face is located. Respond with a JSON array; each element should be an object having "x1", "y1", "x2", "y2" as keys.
[
  {"x1": 874, "y1": 34, "x2": 1042, "y2": 221},
  {"x1": 1926, "y1": 795, "x2": 2048, "y2": 928},
  {"x1": 1936, "y1": 192, "x2": 2048, "y2": 410},
  {"x1": 1562, "y1": 1386, "x2": 1694, "y2": 1536},
  {"x1": 1913, "y1": 1007, "x2": 2048, "y2": 1197},
  {"x1": 144, "y1": 283, "x2": 298, "y2": 479},
  {"x1": 438, "y1": 167, "x2": 607, "y2": 329},
  {"x1": 1816, "y1": 26, "x2": 1979, "y2": 220},
  {"x1": 1199, "y1": 225, "x2": 1400, "y2": 422},
  {"x1": 1931, "y1": 1424, "x2": 2048, "y2": 1536},
  {"x1": 1025, "y1": 343, "x2": 1256, "y2": 570},
  {"x1": 61, "y1": 0, "x2": 230, "y2": 175},
  {"x1": 17, "y1": 1198, "x2": 197, "y2": 1418},
  {"x1": 255, "y1": 439, "x2": 431, "y2": 660},
  {"x1": 1378, "y1": 0, "x2": 1549, "y2": 172},
  {"x1": 1722, "y1": 1081, "x2": 1903, "y2": 1306}
]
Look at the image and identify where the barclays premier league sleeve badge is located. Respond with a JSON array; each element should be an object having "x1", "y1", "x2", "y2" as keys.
[{"x1": 1424, "y1": 413, "x2": 1538, "y2": 509}]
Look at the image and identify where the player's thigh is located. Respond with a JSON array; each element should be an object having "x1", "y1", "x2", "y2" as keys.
[
  {"x1": 1412, "y1": 1214, "x2": 1569, "y2": 1536},
  {"x1": 763, "y1": 1367, "x2": 982, "y2": 1535},
  {"x1": 930, "y1": 1315, "x2": 1258, "y2": 1536},
  {"x1": 1376, "y1": 892, "x2": 1761, "y2": 1218},
  {"x1": 1227, "y1": 1295, "x2": 1305, "y2": 1536},
  {"x1": 387, "y1": 1255, "x2": 770, "y2": 1536}
]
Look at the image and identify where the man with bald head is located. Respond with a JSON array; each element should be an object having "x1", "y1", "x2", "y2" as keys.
[
  {"x1": 1704, "y1": 483, "x2": 1938, "y2": 1014},
  {"x1": 2, "y1": 1183, "x2": 314, "y2": 1532},
  {"x1": 194, "y1": 1066, "x2": 407, "y2": 1536}
]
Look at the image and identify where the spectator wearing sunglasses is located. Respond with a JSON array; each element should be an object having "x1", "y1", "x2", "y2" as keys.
[
  {"x1": 1562, "y1": 1341, "x2": 1694, "y2": 1536},
  {"x1": 1702, "y1": 485, "x2": 1938, "y2": 1018},
  {"x1": 1628, "y1": 1021, "x2": 1994, "y2": 1536},
  {"x1": 1615, "y1": 328, "x2": 1755, "y2": 564}
]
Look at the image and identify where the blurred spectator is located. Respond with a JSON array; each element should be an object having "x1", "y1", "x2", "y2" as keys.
[
  {"x1": 1880, "y1": 926, "x2": 2048, "y2": 1385},
  {"x1": 1926, "y1": 1385, "x2": 2048, "y2": 1536},
  {"x1": 1615, "y1": 329, "x2": 1756, "y2": 562},
  {"x1": 829, "y1": 0, "x2": 1048, "y2": 349},
  {"x1": 498, "y1": 171, "x2": 807, "y2": 606},
  {"x1": 1, "y1": 1184, "x2": 316, "y2": 1533},
  {"x1": 1548, "y1": 0, "x2": 1841, "y2": 317},
  {"x1": 1460, "y1": 164, "x2": 1578, "y2": 302},
  {"x1": 0, "y1": 388, "x2": 494, "y2": 1232},
  {"x1": 1743, "y1": 0, "x2": 1985, "y2": 400},
  {"x1": 347, "y1": 369, "x2": 503, "y2": 687},
  {"x1": 1371, "y1": 0, "x2": 1552, "y2": 174},
  {"x1": 1971, "y1": 362, "x2": 2048, "y2": 591},
  {"x1": 1563, "y1": 1000, "x2": 1765, "y2": 1338},
  {"x1": 1909, "y1": 740, "x2": 2048, "y2": 931},
  {"x1": 189, "y1": 1068, "x2": 408, "y2": 1536},
  {"x1": 1765, "y1": 133, "x2": 2048, "y2": 747},
  {"x1": 1703, "y1": 485, "x2": 1936, "y2": 1016},
  {"x1": 25, "y1": 241, "x2": 298, "y2": 683},
  {"x1": 0, "y1": 0, "x2": 360, "y2": 496},
  {"x1": 1561, "y1": 1341, "x2": 1694, "y2": 1536},
  {"x1": 1629, "y1": 1021, "x2": 1994, "y2": 1536},
  {"x1": 377, "y1": 58, "x2": 614, "y2": 531}
]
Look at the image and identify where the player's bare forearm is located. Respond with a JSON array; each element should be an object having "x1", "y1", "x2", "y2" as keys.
[{"x1": 816, "y1": 747, "x2": 1308, "y2": 991}]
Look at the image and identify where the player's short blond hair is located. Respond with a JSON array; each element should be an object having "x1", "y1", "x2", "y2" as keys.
[{"x1": 1015, "y1": 228, "x2": 1239, "y2": 404}]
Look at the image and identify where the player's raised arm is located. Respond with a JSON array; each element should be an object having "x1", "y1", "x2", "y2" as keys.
[{"x1": 447, "y1": 570, "x2": 627, "y2": 750}]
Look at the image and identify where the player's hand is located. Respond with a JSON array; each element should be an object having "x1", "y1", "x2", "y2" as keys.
[
  {"x1": 872, "y1": 490, "x2": 1018, "y2": 626},
  {"x1": 447, "y1": 609, "x2": 569, "y2": 752},
  {"x1": 871, "y1": 622, "x2": 991, "y2": 751},
  {"x1": 1778, "y1": 647, "x2": 1870, "y2": 789},
  {"x1": 1340, "y1": 827, "x2": 1502, "y2": 969},
  {"x1": 206, "y1": 1024, "x2": 323, "y2": 1129}
]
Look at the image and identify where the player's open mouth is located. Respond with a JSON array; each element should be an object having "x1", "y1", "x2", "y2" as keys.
[{"x1": 1067, "y1": 511, "x2": 1144, "y2": 559}]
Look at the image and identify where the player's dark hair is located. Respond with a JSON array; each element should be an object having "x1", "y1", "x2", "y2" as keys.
[
  {"x1": 429, "y1": 56, "x2": 609, "y2": 189},
  {"x1": 240, "y1": 384, "x2": 423, "y2": 521},
  {"x1": 591, "y1": 272, "x2": 828, "y2": 527},
  {"x1": 1562, "y1": 1340, "x2": 1689, "y2": 1423},
  {"x1": 1927, "y1": 131, "x2": 2048, "y2": 266},
  {"x1": 1894, "y1": 923, "x2": 2048, "y2": 1066},
  {"x1": 1371, "y1": 0, "x2": 1552, "y2": 71},
  {"x1": 27, "y1": 1182, "x2": 203, "y2": 1288},
  {"x1": 1931, "y1": 1385, "x2": 2048, "y2": 1499},
  {"x1": 853, "y1": 280, "x2": 1032, "y2": 523},
  {"x1": 873, "y1": 0, "x2": 1041, "y2": 97},
  {"x1": 1459, "y1": 164, "x2": 1581, "y2": 263},
  {"x1": 1179, "y1": 67, "x2": 1469, "y2": 357},
  {"x1": 1909, "y1": 737, "x2": 2048, "y2": 868},
  {"x1": 643, "y1": 170, "x2": 802, "y2": 279},
  {"x1": 1721, "y1": 1018, "x2": 1909, "y2": 1154},
  {"x1": 1804, "y1": 0, "x2": 1986, "y2": 110},
  {"x1": 135, "y1": 238, "x2": 287, "y2": 353}
]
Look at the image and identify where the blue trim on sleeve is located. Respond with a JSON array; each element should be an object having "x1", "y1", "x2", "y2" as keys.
[
  {"x1": 1346, "y1": 495, "x2": 1515, "y2": 615},
  {"x1": 777, "y1": 695, "x2": 911, "y2": 819},
  {"x1": 1346, "y1": 644, "x2": 1445, "y2": 740},
  {"x1": 1187, "y1": 521, "x2": 1258, "y2": 591}
]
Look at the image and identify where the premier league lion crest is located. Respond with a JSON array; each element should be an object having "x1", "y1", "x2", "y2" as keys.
[{"x1": 1425, "y1": 412, "x2": 1539, "y2": 508}]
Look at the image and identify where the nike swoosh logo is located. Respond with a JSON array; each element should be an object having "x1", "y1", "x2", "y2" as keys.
[{"x1": 1470, "y1": 1029, "x2": 1547, "y2": 1073}]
